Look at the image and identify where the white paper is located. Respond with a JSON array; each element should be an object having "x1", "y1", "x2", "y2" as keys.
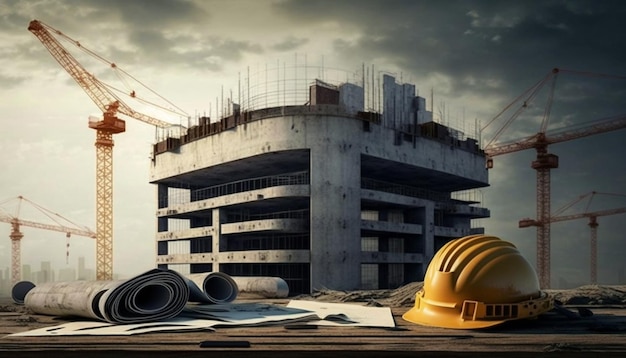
[
  {"x1": 8, "y1": 300, "x2": 395, "y2": 336},
  {"x1": 286, "y1": 300, "x2": 396, "y2": 327}
]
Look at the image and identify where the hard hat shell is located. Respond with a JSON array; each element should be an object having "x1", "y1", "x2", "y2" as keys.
[{"x1": 402, "y1": 234, "x2": 553, "y2": 329}]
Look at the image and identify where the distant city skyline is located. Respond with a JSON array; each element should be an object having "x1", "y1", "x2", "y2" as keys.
[{"x1": 0, "y1": 256, "x2": 98, "y2": 297}]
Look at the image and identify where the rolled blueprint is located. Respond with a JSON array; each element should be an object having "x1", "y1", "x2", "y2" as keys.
[
  {"x1": 11, "y1": 281, "x2": 35, "y2": 304},
  {"x1": 232, "y1": 276, "x2": 289, "y2": 298},
  {"x1": 19, "y1": 268, "x2": 190, "y2": 324},
  {"x1": 186, "y1": 272, "x2": 239, "y2": 303}
]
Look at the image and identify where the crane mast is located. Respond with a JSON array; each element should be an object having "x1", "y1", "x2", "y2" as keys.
[
  {"x1": 528, "y1": 135, "x2": 559, "y2": 289},
  {"x1": 589, "y1": 217, "x2": 598, "y2": 284},
  {"x1": 28, "y1": 20, "x2": 127, "y2": 281},
  {"x1": 483, "y1": 68, "x2": 626, "y2": 289},
  {"x1": 519, "y1": 192, "x2": 626, "y2": 285},
  {"x1": 9, "y1": 221, "x2": 23, "y2": 285},
  {"x1": 28, "y1": 20, "x2": 181, "y2": 280},
  {"x1": 1, "y1": 197, "x2": 96, "y2": 285},
  {"x1": 486, "y1": 117, "x2": 626, "y2": 288}
]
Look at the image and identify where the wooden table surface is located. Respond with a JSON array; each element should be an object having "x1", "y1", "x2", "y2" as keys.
[{"x1": 1, "y1": 298, "x2": 625, "y2": 358}]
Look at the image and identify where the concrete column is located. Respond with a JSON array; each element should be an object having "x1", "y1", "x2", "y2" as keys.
[
  {"x1": 157, "y1": 217, "x2": 168, "y2": 233},
  {"x1": 157, "y1": 183, "x2": 168, "y2": 209},
  {"x1": 156, "y1": 185, "x2": 168, "y2": 266},
  {"x1": 309, "y1": 121, "x2": 361, "y2": 291},
  {"x1": 212, "y1": 208, "x2": 223, "y2": 269},
  {"x1": 422, "y1": 201, "x2": 435, "y2": 277}
]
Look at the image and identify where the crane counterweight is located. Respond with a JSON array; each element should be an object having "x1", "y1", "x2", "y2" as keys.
[
  {"x1": 531, "y1": 153, "x2": 559, "y2": 170},
  {"x1": 88, "y1": 113, "x2": 126, "y2": 134}
]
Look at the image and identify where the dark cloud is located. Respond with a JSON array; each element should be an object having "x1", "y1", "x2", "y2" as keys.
[
  {"x1": 121, "y1": 32, "x2": 264, "y2": 71},
  {"x1": 81, "y1": 0, "x2": 261, "y2": 70},
  {"x1": 9, "y1": 0, "x2": 261, "y2": 74},
  {"x1": 89, "y1": 0, "x2": 207, "y2": 28},
  {"x1": 275, "y1": 0, "x2": 626, "y2": 103},
  {"x1": 200, "y1": 36, "x2": 264, "y2": 63},
  {"x1": 271, "y1": 36, "x2": 309, "y2": 52}
]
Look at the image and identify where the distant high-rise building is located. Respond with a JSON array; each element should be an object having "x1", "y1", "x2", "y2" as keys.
[
  {"x1": 0, "y1": 268, "x2": 8, "y2": 297},
  {"x1": 22, "y1": 264, "x2": 32, "y2": 282},
  {"x1": 78, "y1": 256, "x2": 86, "y2": 280},
  {"x1": 40, "y1": 261, "x2": 53, "y2": 283}
]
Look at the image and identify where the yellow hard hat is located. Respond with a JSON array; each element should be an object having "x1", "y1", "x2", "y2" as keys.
[{"x1": 402, "y1": 234, "x2": 553, "y2": 329}]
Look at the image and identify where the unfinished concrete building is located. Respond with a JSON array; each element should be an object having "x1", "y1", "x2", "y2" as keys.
[{"x1": 150, "y1": 68, "x2": 490, "y2": 295}]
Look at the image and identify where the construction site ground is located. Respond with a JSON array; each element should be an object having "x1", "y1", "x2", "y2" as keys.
[{"x1": 1, "y1": 283, "x2": 625, "y2": 357}]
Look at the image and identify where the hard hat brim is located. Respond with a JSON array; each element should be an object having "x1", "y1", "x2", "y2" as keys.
[
  {"x1": 402, "y1": 306, "x2": 507, "y2": 330},
  {"x1": 402, "y1": 290, "x2": 553, "y2": 330}
]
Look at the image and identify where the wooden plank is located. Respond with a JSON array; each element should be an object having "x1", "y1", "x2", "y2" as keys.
[{"x1": 1, "y1": 298, "x2": 625, "y2": 357}]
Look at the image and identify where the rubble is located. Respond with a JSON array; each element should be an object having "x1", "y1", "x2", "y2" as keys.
[
  {"x1": 292, "y1": 282, "x2": 422, "y2": 307},
  {"x1": 545, "y1": 285, "x2": 626, "y2": 305},
  {"x1": 296, "y1": 283, "x2": 626, "y2": 307}
]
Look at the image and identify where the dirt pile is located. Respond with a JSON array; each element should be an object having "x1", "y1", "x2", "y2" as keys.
[
  {"x1": 296, "y1": 283, "x2": 626, "y2": 307},
  {"x1": 295, "y1": 281, "x2": 423, "y2": 307},
  {"x1": 546, "y1": 285, "x2": 626, "y2": 305}
]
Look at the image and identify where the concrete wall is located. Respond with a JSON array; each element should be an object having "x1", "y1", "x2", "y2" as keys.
[
  {"x1": 150, "y1": 115, "x2": 487, "y2": 186},
  {"x1": 362, "y1": 123, "x2": 488, "y2": 183},
  {"x1": 339, "y1": 82, "x2": 365, "y2": 115},
  {"x1": 382, "y1": 74, "x2": 419, "y2": 129}
]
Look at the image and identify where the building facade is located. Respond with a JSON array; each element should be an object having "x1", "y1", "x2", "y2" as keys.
[{"x1": 150, "y1": 73, "x2": 490, "y2": 295}]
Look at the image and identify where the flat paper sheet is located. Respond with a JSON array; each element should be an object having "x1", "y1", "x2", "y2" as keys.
[
  {"x1": 286, "y1": 300, "x2": 396, "y2": 327},
  {"x1": 8, "y1": 300, "x2": 395, "y2": 336}
]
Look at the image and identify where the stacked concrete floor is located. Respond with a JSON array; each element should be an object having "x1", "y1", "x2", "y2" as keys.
[{"x1": 150, "y1": 75, "x2": 489, "y2": 295}]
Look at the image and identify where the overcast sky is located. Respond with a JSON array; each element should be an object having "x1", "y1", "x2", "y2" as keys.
[{"x1": 0, "y1": 0, "x2": 625, "y2": 287}]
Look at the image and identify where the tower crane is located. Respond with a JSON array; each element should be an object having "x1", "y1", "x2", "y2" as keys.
[
  {"x1": 482, "y1": 68, "x2": 626, "y2": 289},
  {"x1": 0, "y1": 196, "x2": 96, "y2": 285},
  {"x1": 28, "y1": 20, "x2": 187, "y2": 280},
  {"x1": 520, "y1": 191, "x2": 626, "y2": 284}
]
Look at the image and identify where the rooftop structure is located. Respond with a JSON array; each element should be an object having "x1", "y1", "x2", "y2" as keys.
[{"x1": 149, "y1": 66, "x2": 489, "y2": 295}]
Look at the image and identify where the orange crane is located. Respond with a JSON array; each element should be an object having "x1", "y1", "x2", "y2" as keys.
[
  {"x1": 28, "y1": 20, "x2": 186, "y2": 280},
  {"x1": 0, "y1": 196, "x2": 96, "y2": 285},
  {"x1": 482, "y1": 68, "x2": 626, "y2": 289},
  {"x1": 520, "y1": 191, "x2": 626, "y2": 284}
]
